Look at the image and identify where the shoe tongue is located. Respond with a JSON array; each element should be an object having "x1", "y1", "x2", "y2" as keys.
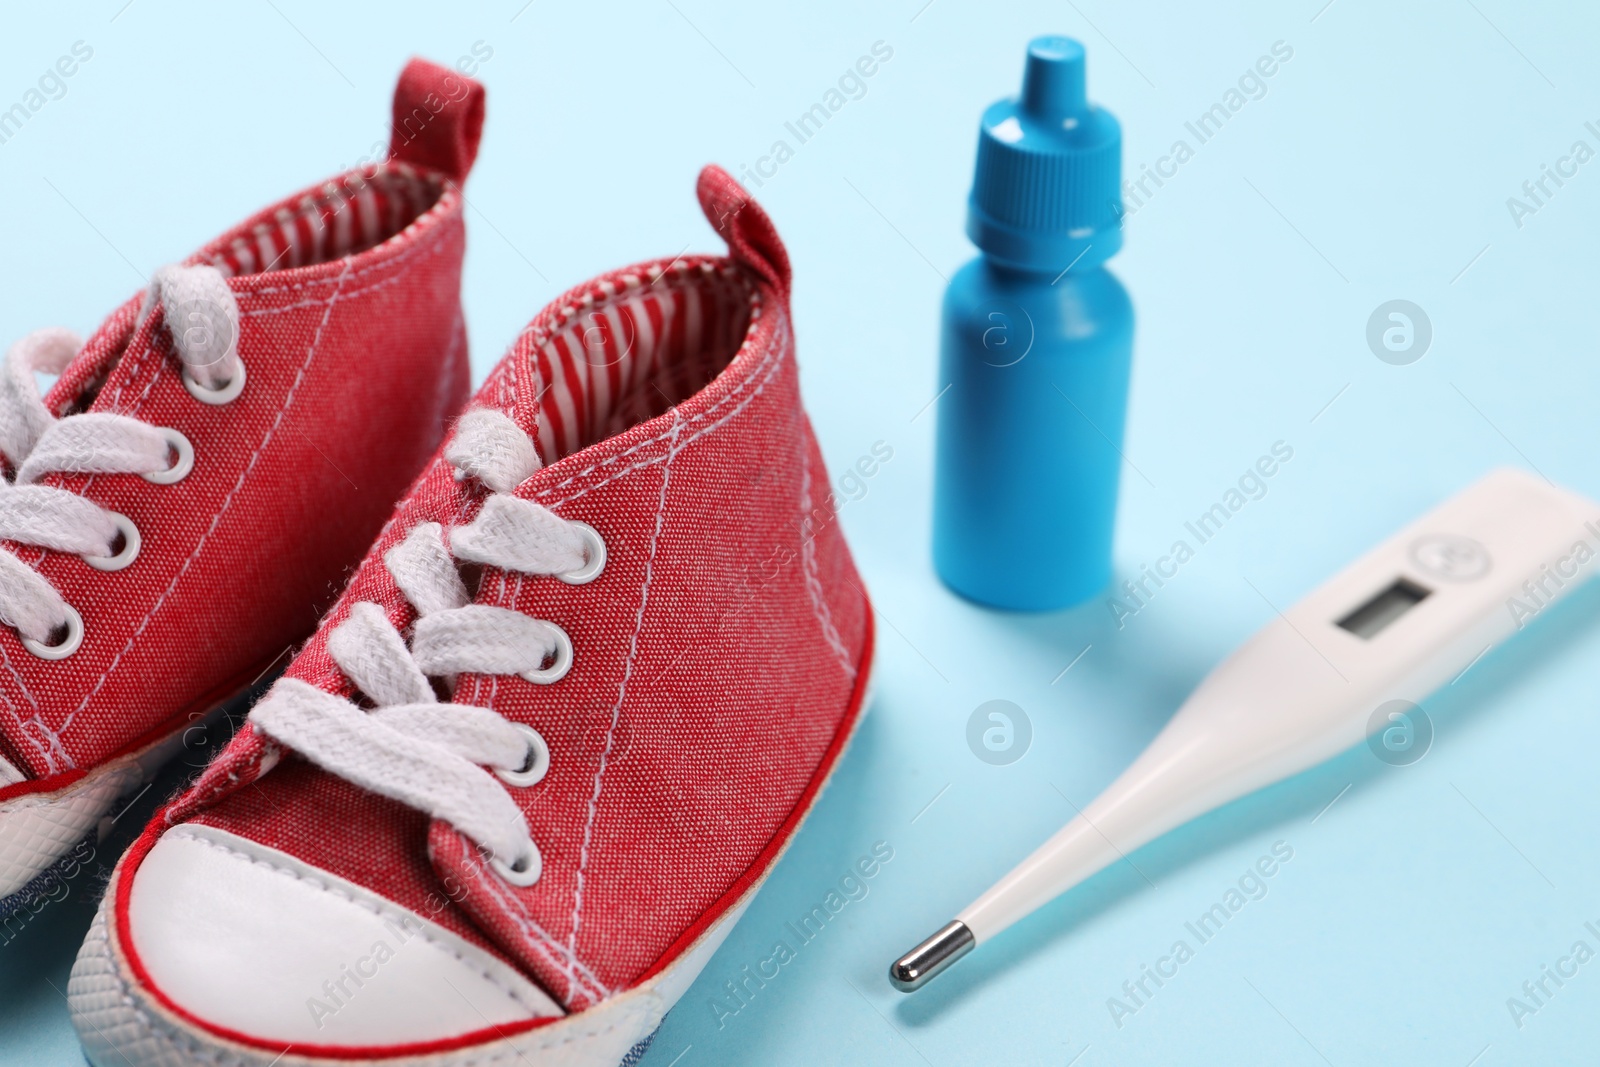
[
  {"x1": 425, "y1": 819, "x2": 612, "y2": 1011},
  {"x1": 501, "y1": 338, "x2": 550, "y2": 465},
  {"x1": 41, "y1": 295, "x2": 143, "y2": 417}
]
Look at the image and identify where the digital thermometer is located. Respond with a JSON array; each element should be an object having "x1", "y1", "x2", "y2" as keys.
[{"x1": 891, "y1": 468, "x2": 1600, "y2": 991}]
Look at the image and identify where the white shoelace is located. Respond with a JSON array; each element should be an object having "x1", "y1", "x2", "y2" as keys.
[
  {"x1": 0, "y1": 265, "x2": 243, "y2": 657},
  {"x1": 250, "y1": 408, "x2": 604, "y2": 887}
]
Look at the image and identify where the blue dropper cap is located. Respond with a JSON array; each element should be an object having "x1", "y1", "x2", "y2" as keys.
[{"x1": 967, "y1": 36, "x2": 1123, "y2": 272}]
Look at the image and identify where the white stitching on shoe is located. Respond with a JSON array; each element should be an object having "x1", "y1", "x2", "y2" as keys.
[
  {"x1": 104, "y1": 222, "x2": 456, "y2": 426},
  {"x1": 193, "y1": 300, "x2": 785, "y2": 990},
  {"x1": 531, "y1": 296, "x2": 774, "y2": 501},
  {"x1": 548, "y1": 351, "x2": 784, "y2": 514},
  {"x1": 233, "y1": 245, "x2": 453, "y2": 320},
  {"x1": 516, "y1": 261, "x2": 740, "y2": 465},
  {"x1": 86, "y1": 207, "x2": 454, "y2": 500},
  {"x1": 798, "y1": 459, "x2": 855, "y2": 677},
  {"x1": 563, "y1": 410, "x2": 684, "y2": 1002},
  {"x1": 143, "y1": 274, "x2": 783, "y2": 1002},
  {"x1": 464, "y1": 852, "x2": 611, "y2": 1006},
  {"x1": 0, "y1": 289, "x2": 245, "y2": 673},
  {"x1": 26, "y1": 216, "x2": 462, "y2": 757},
  {"x1": 231, "y1": 184, "x2": 464, "y2": 299},
  {"x1": 247, "y1": 414, "x2": 603, "y2": 889},
  {"x1": 538, "y1": 311, "x2": 790, "y2": 515},
  {"x1": 0, "y1": 645, "x2": 45, "y2": 769},
  {"x1": 60, "y1": 260, "x2": 356, "y2": 736}
]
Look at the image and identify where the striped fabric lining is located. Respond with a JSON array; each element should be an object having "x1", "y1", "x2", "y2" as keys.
[
  {"x1": 527, "y1": 264, "x2": 755, "y2": 464},
  {"x1": 207, "y1": 163, "x2": 445, "y2": 278}
]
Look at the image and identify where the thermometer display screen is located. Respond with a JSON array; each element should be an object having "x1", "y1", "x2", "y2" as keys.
[{"x1": 1337, "y1": 577, "x2": 1431, "y2": 639}]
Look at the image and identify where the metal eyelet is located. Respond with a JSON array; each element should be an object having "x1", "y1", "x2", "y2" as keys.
[
  {"x1": 82, "y1": 512, "x2": 141, "y2": 572},
  {"x1": 558, "y1": 522, "x2": 606, "y2": 585},
  {"x1": 496, "y1": 723, "x2": 551, "y2": 788},
  {"x1": 142, "y1": 428, "x2": 194, "y2": 485},
  {"x1": 520, "y1": 624, "x2": 573, "y2": 685},
  {"x1": 490, "y1": 841, "x2": 543, "y2": 887},
  {"x1": 182, "y1": 359, "x2": 246, "y2": 405},
  {"x1": 22, "y1": 606, "x2": 83, "y2": 660}
]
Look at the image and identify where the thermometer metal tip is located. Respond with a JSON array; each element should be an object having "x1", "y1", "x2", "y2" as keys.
[{"x1": 889, "y1": 920, "x2": 974, "y2": 992}]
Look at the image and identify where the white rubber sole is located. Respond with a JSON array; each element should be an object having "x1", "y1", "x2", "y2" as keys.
[
  {"x1": 0, "y1": 709, "x2": 222, "y2": 911},
  {"x1": 68, "y1": 652, "x2": 877, "y2": 1067}
]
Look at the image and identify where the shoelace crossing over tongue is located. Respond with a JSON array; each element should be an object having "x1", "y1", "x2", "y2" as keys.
[
  {"x1": 250, "y1": 408, "x2": 598, "y2": 886},
  {"x1": 0, "y1": 266, "x2": 243, "y2": 650}
]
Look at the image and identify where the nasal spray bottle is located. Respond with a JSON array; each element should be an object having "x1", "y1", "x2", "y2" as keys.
[{"x1": 932, "y1": 37, "x2": 1133, "y2": 611}]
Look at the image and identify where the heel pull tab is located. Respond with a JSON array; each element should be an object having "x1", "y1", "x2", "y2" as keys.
[
  {"x1": 388, "y1": 58, "x2": 486, "y2": 184},
  {"x1": 697, "y1": 166, "x2": 791, "y2": 300}
]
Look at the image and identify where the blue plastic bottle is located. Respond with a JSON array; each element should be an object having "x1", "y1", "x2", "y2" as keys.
[{"x1": 932, "y1": 36, "x2": 1133, "y2": 612}]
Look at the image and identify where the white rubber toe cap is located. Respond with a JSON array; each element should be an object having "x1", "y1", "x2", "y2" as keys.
[{"x1": 127, "y1": 824, "x2": 563, "y2": 1046}]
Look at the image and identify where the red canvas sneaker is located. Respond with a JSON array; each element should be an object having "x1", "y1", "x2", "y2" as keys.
[
  {"x1": 68, "y1": 166, "x2": 874, "y2": 1066},
  {"x1": 0, "y1": 59, "x2": 481, "y2": 916}
]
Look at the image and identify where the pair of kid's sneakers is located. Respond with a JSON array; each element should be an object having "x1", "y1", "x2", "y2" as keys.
[{"x1": 0, "y1": 59, "x2": 873, "y2": 1066}]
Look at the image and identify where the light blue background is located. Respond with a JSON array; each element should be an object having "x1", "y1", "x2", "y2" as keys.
[{"x1": 3, "y1": 1, "x2": 1600, "y2": 1064}]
